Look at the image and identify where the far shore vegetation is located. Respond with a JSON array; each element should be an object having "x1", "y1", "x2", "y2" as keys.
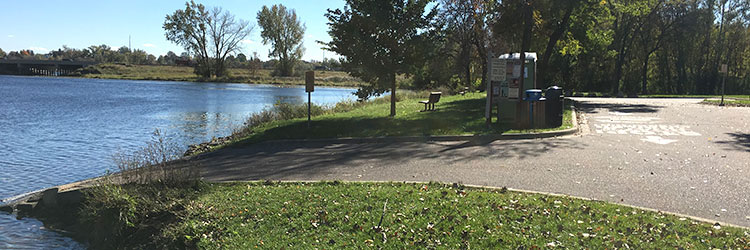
[{"x1": 74, "y1": 63, "x2": 366, "y2": 87}]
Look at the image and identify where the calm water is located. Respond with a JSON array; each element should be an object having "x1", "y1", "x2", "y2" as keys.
[{"x1": 0, "y1": 75, "x2": 355, "y2": 248}]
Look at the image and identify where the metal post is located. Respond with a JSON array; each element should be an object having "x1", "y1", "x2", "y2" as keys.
[
  {"x1": 485, "y1": 52, "x2": 493, "y2": 126},
  {"x1": 720, "y1": 73, "x2": 726, "y2": 106},
  {"x1": 307, "y1": 92, "x2": 311, "y2": 128},
  {"x1": 529, "y1": 102, "x2": 533, "y2": 128}
]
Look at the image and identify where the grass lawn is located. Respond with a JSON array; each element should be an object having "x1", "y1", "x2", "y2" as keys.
[
  {"x1": 78, "y1": 64, "x2": 365, "y2": 87},
  {"x1": 231, "y1": 92, "x2": 573, "y2": 145},
  {"x1": 85, "y1": 181, "x2": 750, "y2": 249},
  {"x1": 702, "y1": 99, "x2": 750, "y2": 107}
]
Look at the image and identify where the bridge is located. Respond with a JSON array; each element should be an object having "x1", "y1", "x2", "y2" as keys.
[{"x1": 0, "y1": 59, "x2": 97, "y2": 76}]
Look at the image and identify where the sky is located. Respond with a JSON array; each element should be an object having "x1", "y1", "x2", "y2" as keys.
[{"x1": 0, "y1": 0, "x2": 346, "y2": 61}]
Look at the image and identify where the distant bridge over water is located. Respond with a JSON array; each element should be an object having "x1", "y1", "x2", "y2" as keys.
[{"x1": 0, "y1": 59, "x2": 97, "y2": 76}]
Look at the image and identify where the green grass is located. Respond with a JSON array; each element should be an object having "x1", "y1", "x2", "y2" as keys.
[
  {"x1": 229, "y1": 92, "x2": 573, "y2": 145},
  {"x1": 702, "y1": 99, "x2": 750, "y2": 107},
  {"x1": 77, "y1": 64, "x2": 365, "y2": 87},
  {"x1": 80, "y1": 181, "x2": 750, "y2": 249}
]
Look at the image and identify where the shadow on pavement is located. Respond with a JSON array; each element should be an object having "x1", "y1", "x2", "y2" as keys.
[
  {"x1": 714, "y1": 133, "x2": 750, "y2": 152},
  {"x1": 575, "y1": 100, "x2": 663, "y2": 114},
  {"x1": 196, "y1": 137, "x2": 587, "y2": 181}
]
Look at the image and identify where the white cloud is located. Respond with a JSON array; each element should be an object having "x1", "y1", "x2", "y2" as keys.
[
  {"x1": 241, "y1": 39, "x2": 256, "y2": 45},
  {"x1": 143, "y1": 43, "x2": 156, "y2": 48},
  {"x1": 7, "y1": 35, "x2": 14, "y2": 38},
  {"x1": 306, "y1": 34, "x2": 314, "y2": 39},
  {"x1": 28, "y1": 47, "x2": 49, "y2": 53}
]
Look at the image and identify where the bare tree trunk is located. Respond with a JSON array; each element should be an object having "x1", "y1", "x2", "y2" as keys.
[
  {"x1": 641, "y1": 52, "x2": 649, "y2": 95},
  {"x1": 519, "y1": 0, "x2": 534, "y2": 97},
  {"x1": 539, "y1": 1, "x2": 574, "y2": 85},
  {"x1": 465, "y1": 47, "x2": 472, "y2": 89},
  {"x1": 390, "y1": 73, "x2": 396, "y2": 117}
]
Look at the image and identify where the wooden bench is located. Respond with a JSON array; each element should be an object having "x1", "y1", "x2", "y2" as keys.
[{"x1": 419, "y1": 92, "x2": 442, "y2": 111}]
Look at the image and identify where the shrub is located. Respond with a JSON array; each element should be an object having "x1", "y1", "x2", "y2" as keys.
[{"x1": 112, "y1": 129, "x2": 199, "y2": 185}]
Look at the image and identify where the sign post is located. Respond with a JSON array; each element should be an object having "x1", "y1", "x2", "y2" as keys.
[
  {"x1": 485, "y1": 53, "x2": 493, "y2": 125},
  {"x1": 305, "y1": 71, "x2": 315, "y2": 127},
  {"x1": 720, "y1": 64, "x2": 727, "y2": 106}
]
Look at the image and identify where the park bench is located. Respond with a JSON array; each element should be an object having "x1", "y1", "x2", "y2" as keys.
[{"x1": 419, "y1": 92, "x2": 442, "y2": 111}]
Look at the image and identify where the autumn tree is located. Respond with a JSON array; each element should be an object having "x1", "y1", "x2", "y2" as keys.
[
  {"x1": 164, "y1": 1, "x2": 253, "y2": 78},
  {"x1": 324, "y1": 0, "x2": 438, "y2": 116},
  {"x1": 257, "y1": 4, "x2": 305, "y2": 77}
]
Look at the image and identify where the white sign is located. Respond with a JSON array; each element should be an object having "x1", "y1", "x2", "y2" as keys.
[
  {"x1": 508, "y1": 88, "x2": 519, "y2": 99},
  {"x1": 721, "y1": 64, "x2": 728, "y2": 73},
  {"x1": 512, "y1": 65, "x2": 521, "y2": 78},
  {"x1": 490, "y1": 59, "x2": 506, "y2": 81}
]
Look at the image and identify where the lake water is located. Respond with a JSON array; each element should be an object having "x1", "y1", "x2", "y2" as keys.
[{"x1": 0, "y1": 75, "x2": 356, "y2": 248}]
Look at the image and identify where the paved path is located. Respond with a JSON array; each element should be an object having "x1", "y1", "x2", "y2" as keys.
[{"x1": 197, "y1": 98, "x2": 750, "y2": 227}]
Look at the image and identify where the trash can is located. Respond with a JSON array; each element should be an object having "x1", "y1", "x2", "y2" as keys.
[
  {"x1": 545, "y1": 86, "x2": 564, "y2": 127},
  {"x1": 524, "y1": 89, "x2": 543, "y2": 101},
  {"x1": 524, "y1": 89, "x2": 544, "y2": 128}
]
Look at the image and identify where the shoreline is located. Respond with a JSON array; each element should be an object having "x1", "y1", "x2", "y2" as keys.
[{"x1": 0, "y1": 73, "x2": 363, "y2": 89}]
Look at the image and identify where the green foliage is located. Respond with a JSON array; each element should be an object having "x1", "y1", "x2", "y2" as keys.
[
  {"x1": 324, "y1": 0, "x2": 439, "y2": 116},
  {"x1": 257, "y1": 4, "x2": 306, "y2": 77},
  {"x1": 0, "y1": 48, "x2": 6, "y2": 58}
]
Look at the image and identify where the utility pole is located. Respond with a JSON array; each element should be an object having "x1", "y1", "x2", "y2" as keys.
[{"x1": 129, "y1": 35, "x2": 132, "y2": 52}]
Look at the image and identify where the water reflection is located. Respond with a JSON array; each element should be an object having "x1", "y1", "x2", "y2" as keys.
[{"x1": 0, "y1": 76, "x2": 355, "y2": 249}]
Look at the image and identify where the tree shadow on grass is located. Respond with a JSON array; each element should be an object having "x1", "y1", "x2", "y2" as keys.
[
  {"x1": 241, "y1": 97, "x2": 510, "y2": 143},
  {"x1": 714, "y1": 133, "x2": 750, "y2": 152},
  {"x1": 196, "y1": 95, "x2": 588, "y2": 181}
]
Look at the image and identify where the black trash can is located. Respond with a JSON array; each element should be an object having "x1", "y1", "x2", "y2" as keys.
[{"x1": 545, "y1": 86, "x2": 564, "y2": 127}]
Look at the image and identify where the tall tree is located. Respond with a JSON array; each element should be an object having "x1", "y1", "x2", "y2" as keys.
[
  {"x1": 257, "y1": 4, "x2": 305, "y2": 77},
  {"x1": 164, "y1": 1, "x2": 252, "y2": 78},
  {"x1": 0, "y1": 48, "x2": 7, "y2": 58},
  {"x1": 441, "y1": 0, "x2": 477, "y2": 88},
  {"x1": 324, "y1": 0, "x2": 438, "y2": 117}
]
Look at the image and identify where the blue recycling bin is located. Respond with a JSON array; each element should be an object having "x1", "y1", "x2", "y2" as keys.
[{"x1": 524, "y1": 89, "x2": 544, "y2": 101}]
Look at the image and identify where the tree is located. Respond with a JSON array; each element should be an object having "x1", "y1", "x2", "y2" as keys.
[
  {"x1": 0, "y1": 48, "x2": 5, "y2": 58},
  {"x1": 236, "y1": 53, "x2": 247, "y2": 63},
  {"x1": 248, "y1": 52, "x2": 262, "y2": 77},
  {"x1": 164, "y1": 1, "x2": 252, "y2": 78},
  {"x1": 441, "y1": 0, "x2": 477, "y2": 88},
  {"x1": 324, "y1": 0, "x2": 438, "y2": 116},
  {"x1": 257, "y1": 4, "x2": 306, "y2": 77}
]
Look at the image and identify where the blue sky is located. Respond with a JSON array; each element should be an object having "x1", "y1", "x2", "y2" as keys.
[{"x1": 0, "y1": 0, "x2": 346, "y2": 61}]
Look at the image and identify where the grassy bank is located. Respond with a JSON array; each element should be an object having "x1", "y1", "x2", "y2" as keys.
[
  {"x1": 76, "y1": 64, "x2": 365, "y2": 87},
  {"x1": 76, "y1": 181, "x2": 749, "y2": 249},
  {"x1": 226, "y1": 92, "x2": 573, "y2": 146}
]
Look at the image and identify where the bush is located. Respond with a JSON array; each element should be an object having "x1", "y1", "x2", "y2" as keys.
[{"x1": 112, "y1": 129, "x2": 199, "y2": 185}]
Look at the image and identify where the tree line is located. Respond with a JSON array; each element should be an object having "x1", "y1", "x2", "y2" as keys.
[{"x1": 322, "y1": 0, "x2": 750, "y2": 116}]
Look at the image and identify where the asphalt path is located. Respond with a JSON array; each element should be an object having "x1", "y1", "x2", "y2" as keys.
[{"x1": 197, "y1": 98, "x2": 750, "y2": 227}]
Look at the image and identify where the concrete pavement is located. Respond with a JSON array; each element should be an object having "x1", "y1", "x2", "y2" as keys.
[{"x1": 197, "y1": 97, "x2": 750, "y2": 227}]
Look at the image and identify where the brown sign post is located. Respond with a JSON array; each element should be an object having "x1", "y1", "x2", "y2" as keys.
[{"x1": 305, "y1": 71, "x2": 315, "y2": 127}]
